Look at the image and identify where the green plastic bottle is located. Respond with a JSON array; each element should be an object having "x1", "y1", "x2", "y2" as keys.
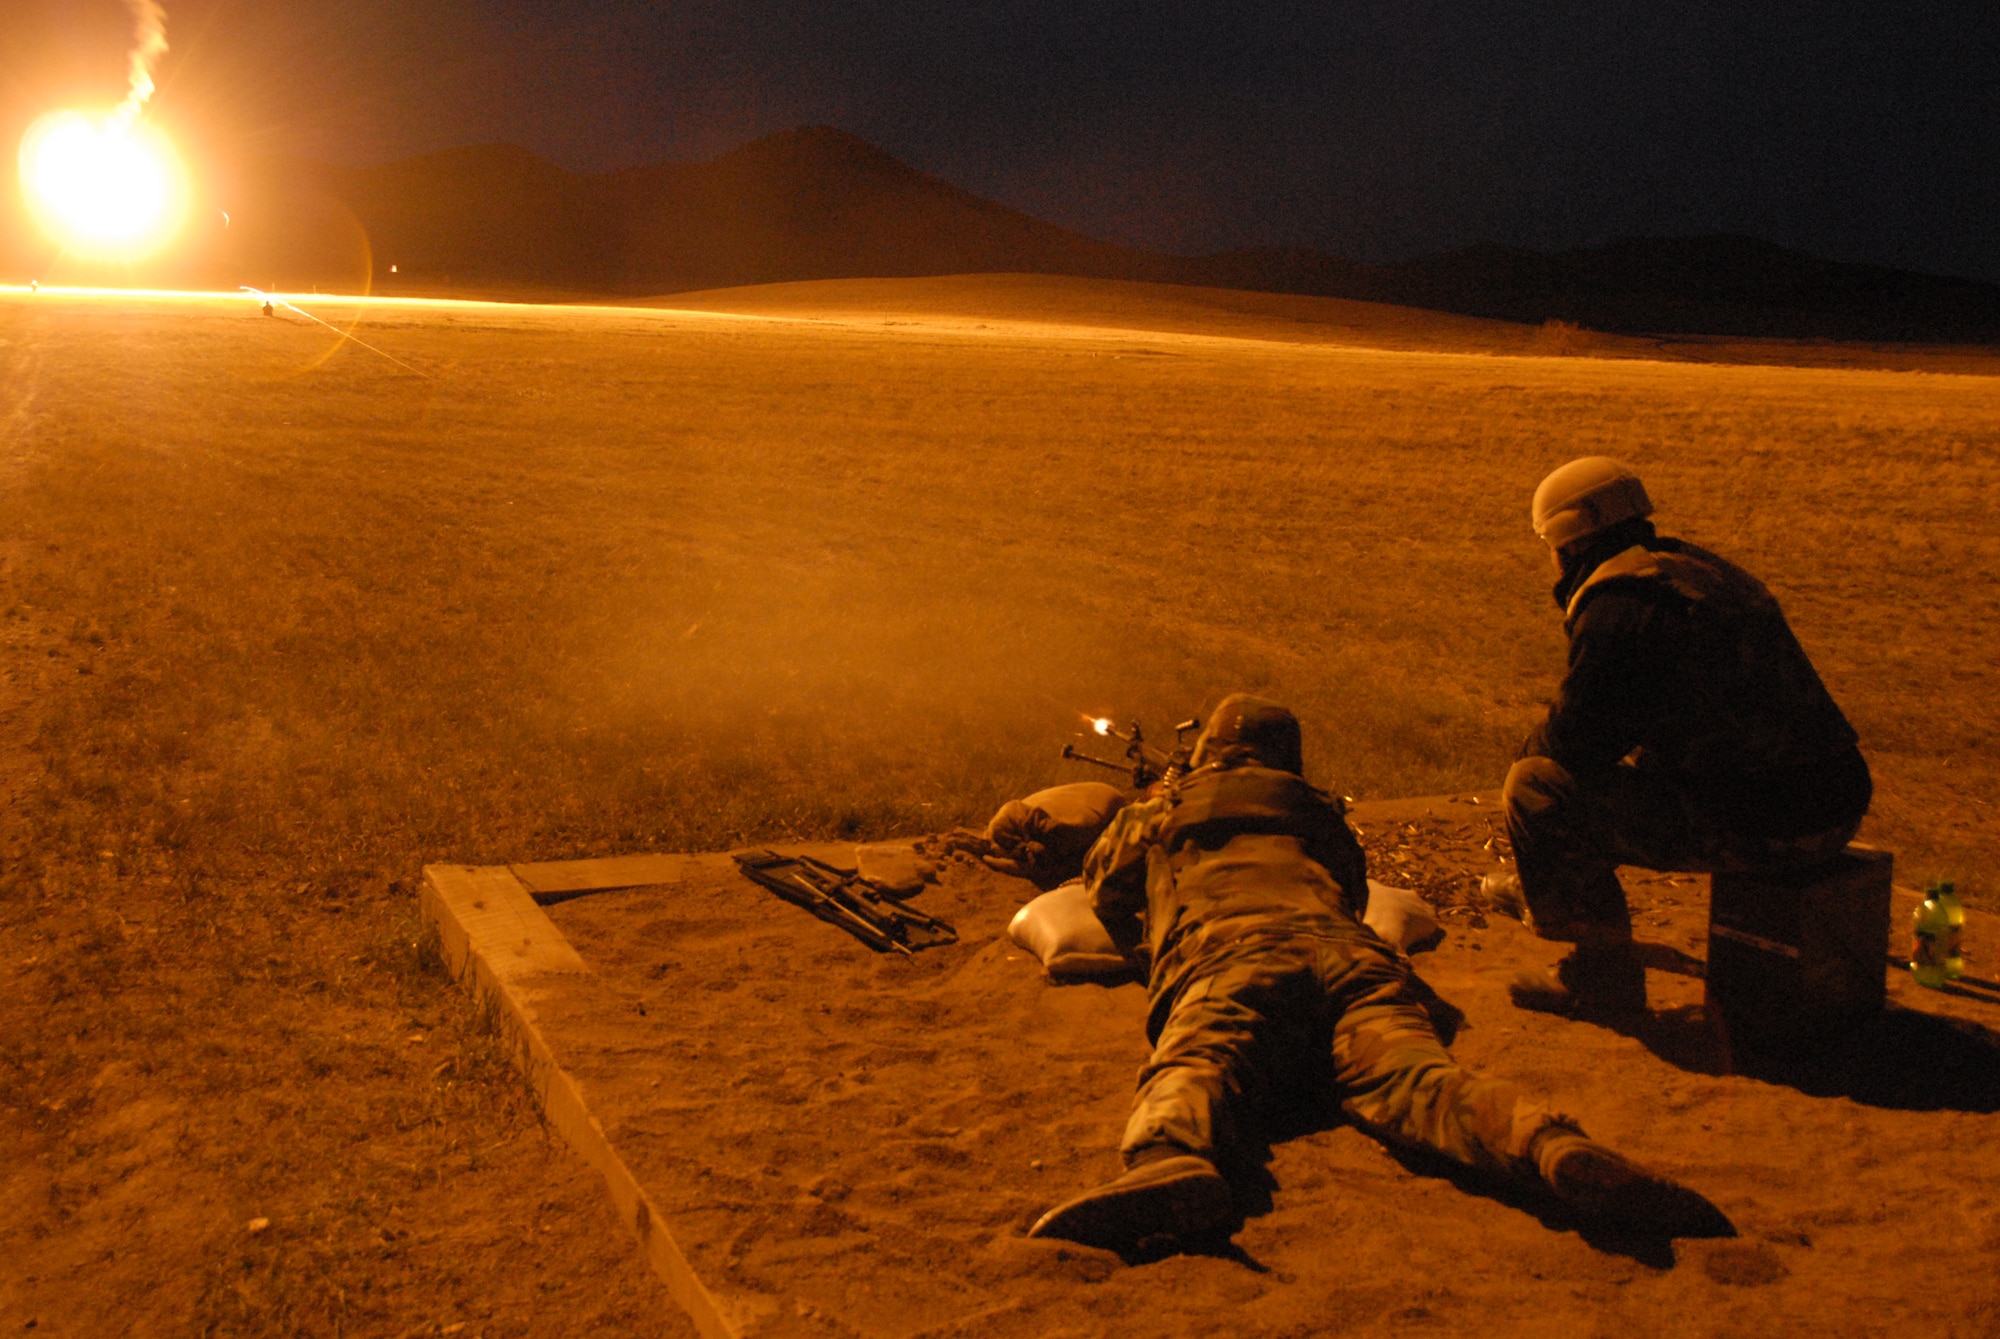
[{"x1": 1910, "y1": 880, "x2": 1965, "y2": 989}]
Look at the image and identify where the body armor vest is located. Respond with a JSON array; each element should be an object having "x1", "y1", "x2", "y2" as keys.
[
  {"x1": 1155, "y1": 765, "x2": 1369, "y2": 921},
  {"x1": 1565, "y1": 542, "x2": 1859, "y2": 778}
]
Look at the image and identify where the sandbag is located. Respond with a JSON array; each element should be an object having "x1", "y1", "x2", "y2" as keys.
[
  {"x1": 983, "y1": 781, "x2": 1129, "y2": 889},
  {"x1": 1007, "y1": 880, "x2": 1133, "y2": 981},
  {"x1": 1008, "y1": 877, "x2": 1442, "y2": 981},
  {"x1": 1363, "y1": 881, "x2": 1443, "y2": 954}
]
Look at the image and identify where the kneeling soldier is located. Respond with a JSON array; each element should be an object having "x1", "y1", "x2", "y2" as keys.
[
  {"x1": 1487, "y1": 458, "x2": 1872, "y2": 1015},
  {"x1": 1029, "y1": 694, "x2": 1721, "y2": 1253}
]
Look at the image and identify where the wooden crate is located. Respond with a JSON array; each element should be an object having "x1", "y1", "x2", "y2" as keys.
[{"x1": 1705, "y1": 844, "x2": 1894, "y2": 1054}]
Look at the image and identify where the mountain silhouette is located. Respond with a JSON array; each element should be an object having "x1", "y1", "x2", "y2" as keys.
[
  {"x1": 10, "y1": 125, "x2": 1998, "y2": 343},
  {"x1": 600, "y1": 126, "x2": 1165, "y2": 292},
  {"x1": 293, "y1": 127, "x2": 1164, "y2": 295}
]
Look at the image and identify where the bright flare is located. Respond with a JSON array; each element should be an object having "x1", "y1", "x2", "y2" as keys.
[
  {"x1": 18, "y1": 110, "x2": 185, "y2": 260},
  {"x1": 1092, "y1": 717, "x2": 1113, "y2": 736}
]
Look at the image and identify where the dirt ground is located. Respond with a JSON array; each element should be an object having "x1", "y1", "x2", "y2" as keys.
[
  {"x1": 532, "y1": 807, "x2": 2000, "y2": 1338},
  {"x1": 1, "y1": 276, "x2": 1997, "y2": 1334},
  {"x1": 0, "y1": 621, "x2": 690, "y2": 1338}
]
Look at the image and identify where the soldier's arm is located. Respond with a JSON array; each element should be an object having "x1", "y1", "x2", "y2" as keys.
[
  {"x1": 1083, "y1": 795, "x2": 1170, "y2": 936},
  {"x1": 1529, "y1": 586, "x2": 1686, "y2": 773},
  {"x1": 1308, "y1": 809, "x2": 1370, "y2": 917}
]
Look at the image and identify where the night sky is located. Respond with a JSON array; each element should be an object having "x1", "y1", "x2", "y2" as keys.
[{"x1": 5, "y1": 0, "x2": 1996, "y2": 281}]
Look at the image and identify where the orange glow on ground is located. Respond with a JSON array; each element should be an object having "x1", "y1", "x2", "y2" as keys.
[{"x1": 17, "y1": 110, "x2": 187, "y2": 261}]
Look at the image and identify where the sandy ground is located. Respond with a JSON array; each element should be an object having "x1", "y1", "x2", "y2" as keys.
[
  {"x1": 533, "y1": 801, "x2": 2000, "y2": 1338},
  {"x1": 1, "y1": 276, "x2": 1996, "y2": 1334}
]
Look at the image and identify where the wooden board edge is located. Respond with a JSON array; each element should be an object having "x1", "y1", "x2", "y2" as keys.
[
  {"x1": 419, "y1": 863, "x2": 744, "y2": 1339},
  {"x1": 510, "y1": 854, "x2": 691, "y2": 899}
]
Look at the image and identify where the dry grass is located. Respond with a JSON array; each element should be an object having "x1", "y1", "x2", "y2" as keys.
[{"x1": 1, "y1": 276, "x2": 1997, "y2": 1331}]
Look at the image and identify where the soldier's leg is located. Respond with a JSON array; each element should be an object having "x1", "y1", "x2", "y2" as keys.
[
  {"x1": 1327, "y1": 944, "x2": 1556, "y2": 1177},
  {"x1": 1499, "y1": 757, "x2": 1696, "y2": 1013},
  {"x1": 1326, "y1": 941, "x2": 1724, "y2": 1234},
  {"x1": 1031, "y1": 948, "x2": 1316, "y2": 1250},
  {"x1": 1703, "y1": 817, "x2": 1866, "y2": 876},
  {"x1": 1119, "y1": 949, "x2": 1320, "y2": 1166},
  {"x1": 1502, "y1": 757, "x2": 1643, "y2": 937}
]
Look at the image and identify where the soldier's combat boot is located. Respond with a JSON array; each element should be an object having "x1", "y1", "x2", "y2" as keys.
[
  {"x1": 1508, "y1": 943, "x2": 1647, "y2": 1016},
  {"x1": 1529, "y1": 1126, "x2": 1729, "y2": 1237},
  {"x1": 1027, "y1": 1153, "x2": 1234, "y2": 1252}
]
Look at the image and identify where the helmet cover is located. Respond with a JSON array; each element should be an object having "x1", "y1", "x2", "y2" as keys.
[
  {"x1": 1190, "y1": 693, "x2": 1304, "y2": 774},
  {"x1": 1531, "y1": 457, "x2": 1653, "y2": 549}
]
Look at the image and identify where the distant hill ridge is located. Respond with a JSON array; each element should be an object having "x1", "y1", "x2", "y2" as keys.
[
  {"x1": 138, "y1": 126, "x2": 2000, "y2": 341},
  {"x1": 302, "y1": 128, "x2": 1159, "y2": 295}
]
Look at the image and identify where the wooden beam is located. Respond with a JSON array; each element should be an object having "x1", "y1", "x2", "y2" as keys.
[{"x1": 421, "y1": 864, "x2": 740, "y2": 1339}]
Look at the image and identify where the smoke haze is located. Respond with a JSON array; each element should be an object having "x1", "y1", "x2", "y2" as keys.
[{"x1": 111, "y1": 0, "x2": 167, "y2": 128}]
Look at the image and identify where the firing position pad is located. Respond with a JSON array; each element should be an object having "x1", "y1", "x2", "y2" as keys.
[{"x1": 425, "y1": 804, "x2": 2000, "y2": 1339}]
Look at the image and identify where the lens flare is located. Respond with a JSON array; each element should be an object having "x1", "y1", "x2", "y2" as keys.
[
  {"x1": 18, "y1": 110, "x2": 186, "y2": 260},
  {"x1": 1092, "y1": 717, "x2": 1113, "y2": 736}
]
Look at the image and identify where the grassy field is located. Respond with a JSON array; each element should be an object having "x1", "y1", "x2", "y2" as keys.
[{"x1": 2, "y1": 275, "x2": 1997, "y2": 1333}]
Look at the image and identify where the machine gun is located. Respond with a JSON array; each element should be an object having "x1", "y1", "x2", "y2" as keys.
[
  {"x1": 733, "y1": 850, "x2": 957, "y2": 956},
  {"x1": 1060, "y1": 715, "x2": 1204, "y2": 790}
]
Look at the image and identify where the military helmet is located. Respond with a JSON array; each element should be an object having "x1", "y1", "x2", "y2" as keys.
[
  {"x1": 1190, "y1": 693, "x2": 1304, "y2": 774},
  {"x1": 1531, "y1": 457, "x2": 1653, "y2": 550}
]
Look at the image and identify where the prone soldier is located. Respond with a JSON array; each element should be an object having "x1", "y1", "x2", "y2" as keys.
[{"x1": 1029, "y1": 694, "x2": 1722, "y2": 1252}]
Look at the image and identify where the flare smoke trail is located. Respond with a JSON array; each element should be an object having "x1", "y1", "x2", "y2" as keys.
[{"x1": 110, "y1": 0, "x2": 169, "y2": 130}]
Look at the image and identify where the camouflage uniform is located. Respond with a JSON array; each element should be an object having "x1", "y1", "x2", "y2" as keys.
[
  {"x1": 1088, "y1": 765, "x2": 1559, "y2": 1178},
  {"x1": 1508, "y1": 536, "x2": 1870, "y2": 941}
]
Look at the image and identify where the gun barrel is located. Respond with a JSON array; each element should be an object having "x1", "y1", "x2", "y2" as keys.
[{"x1": 1061, "y1": 744, "x2": 1130, "y2": 773}]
